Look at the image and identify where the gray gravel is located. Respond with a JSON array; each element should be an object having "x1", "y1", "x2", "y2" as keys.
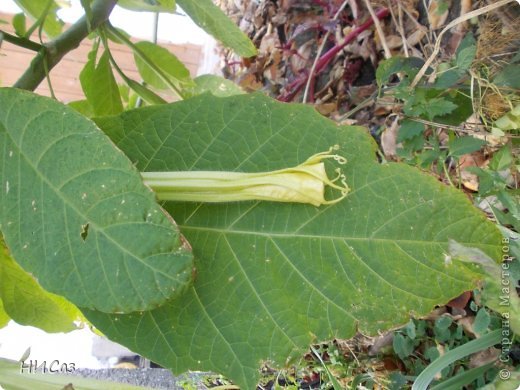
[{"x1": 66, "y1": 368, "x2": 211, "y2": 389}]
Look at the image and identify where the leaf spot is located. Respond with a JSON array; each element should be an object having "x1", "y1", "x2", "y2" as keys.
[
  {"x1": 5, "y1": 181, "x2": 9, "y2": 194},
  {"x1": 81, "y1": 193, "x2": 87, "y2": 200},
  {"x1": 8, "y1": 150, "x2": 13, "y2": 157},
  {"x1": 80, "y1": 223, "x2": 89, "y2": 241}
]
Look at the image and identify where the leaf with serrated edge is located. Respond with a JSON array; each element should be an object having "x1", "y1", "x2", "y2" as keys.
[
  {"x1": 86, "y1": 93, "x2": 500, "y2": 388},
  {"x1": 0, "y1": 88, "x2": 193, "y2": 313}
]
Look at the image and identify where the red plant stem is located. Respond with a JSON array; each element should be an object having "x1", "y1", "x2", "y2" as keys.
[{"x1": 278, "y1": 7, "x2": 390, "y2": 102}]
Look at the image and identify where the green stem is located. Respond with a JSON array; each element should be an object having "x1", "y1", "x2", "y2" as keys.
[
  {"x1": 98, "y1": 27, "x2": 167, "y2": 105},
  {"x1": 0, "y1": 30, "x2": 43, "y2": 51},
  {"x1": 106, "y1": 23, "x2": 185, "y2": 99}
]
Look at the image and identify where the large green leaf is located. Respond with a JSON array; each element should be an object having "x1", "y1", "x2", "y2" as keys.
[
  {"x1": 80, "y1": 47, "x2": 124, "y2": 117},
  {"x1": 176, "y1": 0, "x2": 256, "y2": 57},
  {"x1": 0, "y1": 236, "x2": 83, "y2": 333},
  {"x1": 86, "y1": 93, "x2": 500, "y2": 388},
  {"x1": 13, "y1": 0, "x2": 63, "y2": 37},
  {"x1": 0, "y1": 88, "x2": 193, "y2": 313},
  {"x1": 133, "y1": 41, "x2": 193, "y2": 91},
  {"x1": 118, "y1": 0, "x2": 175, "y2": 13}
]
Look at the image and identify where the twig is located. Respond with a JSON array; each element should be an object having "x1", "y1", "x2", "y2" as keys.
[
  {"x1": 302, "y1": 0, "x2": 350, "y2": 103},
  {"x1": 279, "y1": 7, "x2": 390, "y2": 102},
  {"x1": 0, "y1": 30, "x2": 43, "y2": 51},
  {"x1": 14, "y1": 0, "x2": 117, "y2": 91},
  {"x1": 362, "y1": 0, "x2": 391, "y2": 59},
  {"x1": 410, "y1": 0, "x2": 516, "y2": 89}
]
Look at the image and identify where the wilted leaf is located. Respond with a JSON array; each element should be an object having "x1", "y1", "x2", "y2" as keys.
[
  {"x1": 0, "y1": 88, "x2": 193, "y2": 313},
  {"x1": 86, "y1": 93, "x2": 500, "y2": 388}
]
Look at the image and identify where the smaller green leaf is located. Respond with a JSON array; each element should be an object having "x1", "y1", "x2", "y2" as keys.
[
  {"x1": 464, "y1": 166, "x2": 499, "y2": 195},
  {"x1": 494, "y1": 191, "x2": 520, "y2": 232},
  {"x1": 0, "y1": 298, "x2": 10, "y2": 328},
  {"x1": 376, "y1": 56, "x2": 424, "y2": 86},
  {"x1": 425, "y1": 346, "x2": 440, "y2": 362},
  {"x1": 134, "y1": 41, "x2": 193, "y2": 91},
  {"x1": 80, "y1": 47, "x2": 124, "y2": 116},
  {"x1": 489, "y1": 145, "x2": 513, "y2": 171},
  {"x1": 425, "y1": 97, "x2": 458, "y2": 120},
  {"x1": 393, "y1": 333, "x2": 414, "y2": 359},
  {"x1": 448, "y1": 136, "x2": 486, "y2": 158},
  {"x1": 434, "y1": 69, "x2": 462, "y2": 89},
  {"x1": 472, "y1": 308, "x2": 490, "y2": 335},
  {"x1": 187, "y1": 75, "x2": 245, "y2": 97},
  {"x1": 404, "y1": 320, "x2": 417, "y2": 339},
  {"x1": 118, "y1": 0, "x2": 176, "y2": 12},
  {"x1": 398, "y1": 119, "x2": 425, "y2": 142},
  {"x1": 0, "y1": 238, "x2": 83, "y2": 333},
  {"x1": 493, "y1": 65, "x2": 520, "y2": 89},
  {"x1": 13, "y1": 0, "x2": 63, "y2": 37},
  {"x1": 435, "y1": 315, "x2": 452, "y2": 331},
  {"x1": 122, "y1": 76, "x2": 168, "y2": 105},
  {"x1": 494, "y1": 104, "x2": 520, "y2": 131},
  {"x1": 176, "y1": 0, "x2": 256, "y2": 57},
  {"x1": 68, "y1": 99, "x2": 94, "y2": 118},
  {"x1": 12, "y1": 13, "x2": 26, "y2": 37},
  {"x1": 434, "y1": 92, "x2": 472, "y2": 126},
  {"x1": 455, "y1": 34, "x2": 476, "y2": 72}
]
